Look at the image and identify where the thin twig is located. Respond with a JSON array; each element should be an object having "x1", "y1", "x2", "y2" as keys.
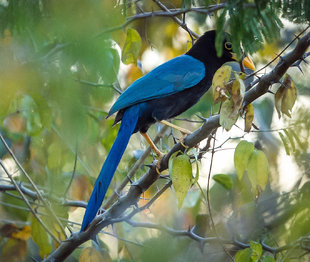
[
  {"x1": 0, "y1": 160, "x2": 60, "y2": 243},
  {"x1": 0, "y1": 134, "x2": 67, "y2": 237}
]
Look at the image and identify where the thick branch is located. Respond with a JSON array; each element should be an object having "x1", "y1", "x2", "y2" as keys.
[{"x1": 43, "y1": 30, "x2": 310, "y2": 261}]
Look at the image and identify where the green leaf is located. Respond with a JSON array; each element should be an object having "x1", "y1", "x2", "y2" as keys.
[
  {"x1": 235, "y1": 248, "x2": 252, "y2": 262},
  {"x1": 220, "y1": 99, "x2": 239, "y2": 131},
  {"x1": 121, "y1": 28, "x2": 142, "y2": 65},
  {"x1": 249, "y1": 241, "x2": 262, "y2": 262},
  {"x1": 31, "y1": 214, "x2": 52, "y2": 258},
  {"x1": 247, "y1": 149, "x2": 269, "y2": 192},
  {"x1": 262, "y1": 255, "x2": 276, "y2": 262},
  {"x1": 213, "y1": 174, "x2": 233, "y2": 190},
  {"x1": 234, "y1": 140, "x2": 254, "y2": 180},
  {"x1": 169, "y1": 153, "x2": 192, "y2": 209}
]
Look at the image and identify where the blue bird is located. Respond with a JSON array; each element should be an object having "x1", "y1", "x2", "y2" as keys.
[{"x1": 81, "y1": 30, "x2": 255, "y2": 231}]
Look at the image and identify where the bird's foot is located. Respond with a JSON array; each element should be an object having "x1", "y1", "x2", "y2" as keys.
[
  {"x1": 179, "y1": 134, "x2": 189, "y2": 149},
  {"x1": 155, "y1": 153, "x2": 163, "y2": 175}
]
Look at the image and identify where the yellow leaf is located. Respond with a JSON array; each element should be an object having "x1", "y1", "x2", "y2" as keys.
[
  {"x1": 11, "y1": 225, "x2": 31, "y2": 241},
  {"x1": 31, "y1": 215, "x2": 52, "y2": 258},
  {"x1": 244, "y1": 103, "x2": 254, "y2": 132},
  {"x1": 281, "y1": 74, "x2": 297, "y2": 117},
  {"x1": 169, "y1": 153, "x2": 192, "y2": 209},
  {"x1": 212, "y1": 65, "x2": 232, "y2": 104}
]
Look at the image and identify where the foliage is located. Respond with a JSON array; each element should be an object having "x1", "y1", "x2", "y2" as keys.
[{"x1": 0, "y1": 0, "x2": 309, "y2": 261}]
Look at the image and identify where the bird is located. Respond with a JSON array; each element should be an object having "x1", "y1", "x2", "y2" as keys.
[{"x1": 81, "y1": 30, "x2": 255, "y2": 231}]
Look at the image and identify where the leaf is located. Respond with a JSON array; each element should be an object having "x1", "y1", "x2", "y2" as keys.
[
  {"x1": 79, "y1": 247, "x2": 107, "y2": 262},
  {"x1": 274, "y1": 84, "x2": 285, "y2": 119},
  {"x1": 11, "y1": 225, "x2": 31, "y2": 241},
  {"x1": 31, "y1": 215, "x2": 52, "y2": 258},
  {"x1": 244, "y1": 103, "x2": 254, "y2": 132},
  {"x1": 212, "y1": 65, "x2": 232, "y2": 104},
  {"x1": 274, "y1": 74, "x2": 297, "y2": 118},
  {"x1": 169, "y1": 153, "x2": 193, "y2": 209},
  {"x1": 121, "y1": 28, "x2": 142, "y2": 65},
  {"x1": 262, "y1": 255, "x2": 276, "y2": 262},
  {"x1": 213, "y1": 174, "x2": 233, "y2": 190},
  {"x1": 234, "y1": 140, "x2": 254, "y2": 180},
  {"x1": 231, "y1": 73, "x2": 245, "y2": 113},
  {"x1": 220, "y1": 99, "x2": 239, "y2": 131},
  {"x1": 235, "y1": 248, "x2": 252, "y2": 262},
  {"x1": 281, "y1": 74, "x2": 297, "y2": 117},
  {"x1": 279, "y1": 132, "x2": 290, "y2": 155},
  {"x1": 250, "y1": 241, "x2": 262, "y2": 262},
  {"x1": 247, "y1": 149, "x2": 269, "y2": 193}
]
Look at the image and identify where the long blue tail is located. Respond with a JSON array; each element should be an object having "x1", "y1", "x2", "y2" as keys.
[{"x1": 81, "y1": 105, "x2": 140, "y2": 231}]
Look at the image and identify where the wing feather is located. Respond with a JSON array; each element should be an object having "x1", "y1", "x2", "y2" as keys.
[{"x1": 108, "y1": 55, "x2": 205, "y2": 116}]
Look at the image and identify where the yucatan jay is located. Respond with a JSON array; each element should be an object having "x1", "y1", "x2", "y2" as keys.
[{"x1": 81, "y1": 30, "x2": 255, "y2": 231}]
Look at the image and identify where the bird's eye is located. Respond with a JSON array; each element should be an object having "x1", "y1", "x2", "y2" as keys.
[{"x1": 224, "y1": 42, "x2": 232, "y2": 50}]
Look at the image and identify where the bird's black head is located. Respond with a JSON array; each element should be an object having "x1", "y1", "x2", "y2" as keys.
[{"x1": 186, "y1": 30, "x2": 255, "y2": 72}]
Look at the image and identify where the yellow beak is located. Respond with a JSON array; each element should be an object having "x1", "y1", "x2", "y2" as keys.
[
  {"x1": 242, "y1": 56, "x2": 256, "y2": 71},
  {"x1": 231, "y1": 53, "x2": 256, "y2": 71}
]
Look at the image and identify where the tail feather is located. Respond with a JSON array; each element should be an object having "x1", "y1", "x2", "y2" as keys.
[{"x1": 81, "y1": 105, "x2": 140, "y2": 231}]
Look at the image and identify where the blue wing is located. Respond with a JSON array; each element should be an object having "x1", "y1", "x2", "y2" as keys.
[{"x1": 108, "y1": 55, "x2": 205, "y2": 116}]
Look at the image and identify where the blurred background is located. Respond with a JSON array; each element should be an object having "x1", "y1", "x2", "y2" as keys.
[{"x1": 0, "y1": 0, "x2": 309, "y2": 261}]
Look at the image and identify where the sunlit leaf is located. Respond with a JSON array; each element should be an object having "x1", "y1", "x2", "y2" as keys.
[
  {"x1": 169, "y1": 153, "x2": 192, "y2": 209},
  {"x1": 244, "y1": 103, "x2": 254, "y2": 132},
  {"x1": 281, "y1": 74, "x2": 297, "y2": 117},
  {"x1": 11, "y1": 225, "x2": 31, "y2": 241},
  {"x1": 235, "y1": 248, "x2": 252, "y2": 262},
  {"x1": 121, "y1": 28, "x2": 142, "y2": 65},
  {"x1": 250, "y1": 241, "x2": 262, "y2": 262},
  {"x1": 31, "y1": 215, "x2": 52, "y2": 258},
  {"x1": 220, "y1": 99, "x2": 239, "y2": 131},
  {"x1": 247, "y1": 149, "x2": 269, "y2": 193},
  {"x1": 234, "y1": 140, "x2": 254, "y2": 180},
  {"x1": 212, "y1": 65, "x2": 232, "y2": 104},
  {"x1": 213, "y1": 174, "x2": 233, "y2": 190}
]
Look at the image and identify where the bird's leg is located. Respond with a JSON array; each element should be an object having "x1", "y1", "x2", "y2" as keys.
[
  {"x1": 160, "y1": 120, "x2": 191, "y2": 149},
  {"x1": 140, "y1": 132, "x2": 163, "y2": 174},
  {"x1": 160, "y1": 120, "x2": 192, "y2": 135},
  {"x1": 140, "y1": 132, "x2": 163, "y2": 157}
]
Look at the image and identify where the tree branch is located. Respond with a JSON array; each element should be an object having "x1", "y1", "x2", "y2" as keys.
[{"x1": 43, "y1": 29, "x2": 310, "y2": 261}]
